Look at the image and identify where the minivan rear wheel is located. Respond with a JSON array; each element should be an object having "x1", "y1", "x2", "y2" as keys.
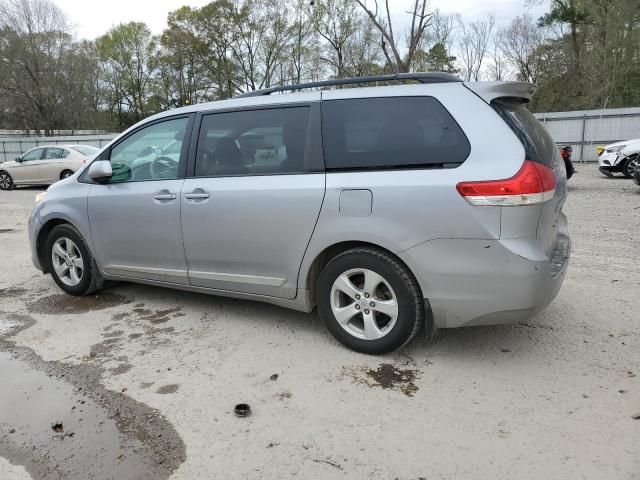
[
  {"x1": 317, "y1": 247, "x2": 424, "y2": 354},
  {"x1": 46, "y1": 224, "x2": 104, "y2": 296}
]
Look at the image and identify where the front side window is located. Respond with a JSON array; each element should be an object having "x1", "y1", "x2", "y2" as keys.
[
  {"x1": 322, "y1": 97, "x2": 470, "y2": 170},
  {"x1": 44, "y1": 148, "x2": 69, "y2": 159},
  {"x1": 195, "y1": 106, "x2": 310, "y2": 177},
  {"x1": 108, "y1": 117, "x2": 189, "y2": 183},
  {"x1": 21, "y1": 148, "x2": 44, "y2": 161}
]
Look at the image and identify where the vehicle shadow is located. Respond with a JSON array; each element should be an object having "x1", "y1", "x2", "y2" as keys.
[{"x1": 105, "y1": 281, "x2": 563, "y2": 363}]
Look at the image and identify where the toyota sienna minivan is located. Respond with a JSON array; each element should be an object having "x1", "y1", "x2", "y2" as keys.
[{"x1": 28, "y1": 73, "x2": 571, "y2": 354}]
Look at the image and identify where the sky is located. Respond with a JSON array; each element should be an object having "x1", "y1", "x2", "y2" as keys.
[{"x1": 52, "y1": 0, "x2": 550, "y2": 40}]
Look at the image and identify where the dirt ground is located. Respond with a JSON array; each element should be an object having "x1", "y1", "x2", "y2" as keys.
[{"x1": 0, "y1": 166, "x2": 638, "y2": 479}]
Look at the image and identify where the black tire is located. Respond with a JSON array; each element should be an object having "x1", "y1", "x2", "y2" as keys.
[
  {"x1": 46, "y1": 224, "x2": 104, "y2": 296},
  {"x1": 60, "y1": 169, "x2": 74, "y2": 180},
  {"x1": 317, "y1": 247, "x2": 424, "y2": 355},
  {"x1": 622, "y1": 156, "x2": 638, "y2": 179},
  {"x1": 0, "y1": 171, "x2": 14, "y2": 190}
]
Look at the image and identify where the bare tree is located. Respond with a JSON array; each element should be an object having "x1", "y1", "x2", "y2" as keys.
[
  {"x1": 312, "y1": 0, "x2": 360, "y2": 78},
  {"x1": 497, "y1": 14, "x2": 547, "y2": 83},
  {"x1": 455, "y1": 13, "x2": 495, "y2": 81},
  {"x1": 355, "y1": 0, "x2": 432, "y2": 73},
  {"x1": 0, "y1": 0, "x2": 74, "y2": 134},
  {"x1": 422, "y1": 9, "x2": 455, "y2": 52},
  {"x1": 285, "y1": 0, "x2": 317, "y2": 84},
  {"x1": 488, "y1": 32, "x2": 507, "y2": 81}
]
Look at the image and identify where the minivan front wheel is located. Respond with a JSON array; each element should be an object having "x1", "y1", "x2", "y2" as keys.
[
  {"x1": 46, "y1": 224, "x2": 104, "y2": 296},
  {"x1": 317, "y1": 247, "x2": 424, "y2": 354}
]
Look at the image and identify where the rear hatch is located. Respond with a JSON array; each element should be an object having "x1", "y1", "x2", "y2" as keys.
[{"x1": 492, "y1": 98, "x2": 568, "y2": 257}]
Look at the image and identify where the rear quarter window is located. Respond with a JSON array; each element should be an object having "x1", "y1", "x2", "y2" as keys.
[
  {"x1": 322, "y1": 97, "x2": 470, "y2": 170},
  {"x1": 492, "y1": 98, "x2": 557, "y2": 167}
]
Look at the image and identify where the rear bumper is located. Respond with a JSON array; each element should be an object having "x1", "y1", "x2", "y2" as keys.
[{"x1": 398, "y1": 233, "x2": 571, "y2": 329}]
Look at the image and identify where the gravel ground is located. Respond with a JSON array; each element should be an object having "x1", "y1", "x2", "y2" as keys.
[{"x1": 0, "y1": 167, "x2": 638, "y2": 479}]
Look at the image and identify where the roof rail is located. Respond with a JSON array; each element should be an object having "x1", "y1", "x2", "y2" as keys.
[{"x1": 235, "y1": 72, "x2": 462, "y2": 98}]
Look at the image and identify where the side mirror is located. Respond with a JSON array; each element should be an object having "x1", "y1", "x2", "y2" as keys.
[
  {"x1": 87, "y1": 160, "x2": 112, "y2": 182},
  {"x1": 15, "y1": 157, "x2": 22, "y2": 162}
]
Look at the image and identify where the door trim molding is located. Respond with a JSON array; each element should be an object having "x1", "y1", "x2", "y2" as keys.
[
  {"x1": 106, "y1": 265, "x2": 188, "y2": 278},
  {"x1": 188, "y1": 270, "x2": 286, "y2": 287}
]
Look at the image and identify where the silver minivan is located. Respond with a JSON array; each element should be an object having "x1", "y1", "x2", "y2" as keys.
[{"x1": 28, "y1": 73, "x2": 571, "y2": 354}]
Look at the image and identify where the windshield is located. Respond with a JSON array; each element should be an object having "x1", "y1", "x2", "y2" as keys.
[{"x1": 70, "y1": 145, "x2": 100, "y2": 156}]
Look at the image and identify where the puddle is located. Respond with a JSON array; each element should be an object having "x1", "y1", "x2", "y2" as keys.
[
  {"x1": 132, "y1": 307, "x2": 182, "y2": 324},
  {"x1": 343, "y1": 363, "x2": 420, "y2": 397},
  {"x1": 156, "y1": 384, "x2": 180, "y2": 395},
  {"x1": 27, "y1": 293, "x2": 132, "y2": 315},
  {"x1": 0, "y1": 314, "x2": 185, "y2": 479},
  {"x1": 0, "y1": 286, "x2": 28, "y2": 299},
  {"x1": 0, "y1": 351, "x2": 183, "y2": 479}
]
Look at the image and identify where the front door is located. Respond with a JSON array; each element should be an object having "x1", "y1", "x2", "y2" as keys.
[
  {"x1": 12, "y1": 147, "x2": 45, "y2": 183},
  {"x1": 181, "y1": 102, "x2": 325, "y2": 299},
  {"x1": 88, "y1": 116, "x2": 192, "y2": 284}
]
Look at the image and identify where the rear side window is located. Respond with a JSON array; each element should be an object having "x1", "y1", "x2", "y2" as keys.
[
  {"x1": 322, "y1": 97, "x2": 470, "y2": 170},
  {"x1": 44, "y1": 148, "x2": 69, "y2": 159},
  {"x1": 492, "y1": 98, "x2": 557, "y2": 167}
]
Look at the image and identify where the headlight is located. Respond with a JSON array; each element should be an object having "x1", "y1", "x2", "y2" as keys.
[
  {"x1": 35, "y1": 191, "x2": 47, "y2": 204},
  {"x1": 608, "y1": 144, "x2": 626, "y2": 153}
]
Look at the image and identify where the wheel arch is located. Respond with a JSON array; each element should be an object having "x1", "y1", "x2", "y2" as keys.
[
  {"x1": 304, "y1": 240, "x2": 435, "y2": 340},
  {"x1": 36, "y1": 218, "x2": 77, "y2": 274},
  {"x1": 59, "y1": 169, "x2": 75, "y2": 179},
  {"x1": 303, "y1": 240, "x2": 424, "y2": 307}
]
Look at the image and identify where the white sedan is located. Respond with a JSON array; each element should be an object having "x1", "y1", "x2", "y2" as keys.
[
  {"x1": 0, "y1": 145, "x2": 100, "y2": 190},
  {"x1": 598, "y1": 138, "x2": 640, "y2": 178}
]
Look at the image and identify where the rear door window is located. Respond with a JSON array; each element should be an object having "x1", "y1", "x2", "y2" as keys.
[
  {"x1": 322, "y1": 97, "x2": 470, "y2": 170},
  {"x1": 492, "y1": 99, "x2": 557, "y2": 167},
  {"x1": 44, "y1": 148, "x2": 69, "y2": 159}
]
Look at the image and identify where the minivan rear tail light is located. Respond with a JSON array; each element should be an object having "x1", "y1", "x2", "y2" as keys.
[{"x1": 456, "y1": 160, "x2": 556, "y2": 206}]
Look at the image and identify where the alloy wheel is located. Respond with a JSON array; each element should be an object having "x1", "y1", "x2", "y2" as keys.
[
  {"x1": 330, "y1": 268, "x2": 399, "y2": 340},
  {"x1": 0, "y1": 173, "x2": 11, "y2": 190},
  {"x1": 625, "y1": 157, "x2": 638, "y2": 177},
  {"x1": 51, "y1": 237, "x2": 84, "y2": 286}
]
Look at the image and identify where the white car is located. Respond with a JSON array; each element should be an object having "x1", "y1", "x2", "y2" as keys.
[
  {"x1": 598, "y1": 138, "x2": 640, "y2": 178},
  {"x1": 0, "y1": 144, "x2": 100, "y2": 190}
]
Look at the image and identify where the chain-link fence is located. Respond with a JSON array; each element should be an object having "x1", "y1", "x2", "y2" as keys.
[{"x1": 0, "y1": 135, "x2": 117, "y2": 163}]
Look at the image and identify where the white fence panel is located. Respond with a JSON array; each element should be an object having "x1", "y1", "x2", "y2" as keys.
[
  {"x1": 535, "y1": 107, "x2": 640, "y2": 163},
  {"x1": 0, "y1": 135, "x2": 117, "y2": 163}
]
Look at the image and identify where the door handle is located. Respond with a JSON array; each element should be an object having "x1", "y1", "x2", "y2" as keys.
[
  {"x1": 153, "y1": 193, "x2": 177, "y2": 200},
  {"x1": 184, "y1": 192, "x2": 210, "y2": 200}
]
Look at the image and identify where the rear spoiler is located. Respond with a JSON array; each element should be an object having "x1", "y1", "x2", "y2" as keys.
[{"x1": 464, "y1": 81, "x2": 536, "y2": 103}]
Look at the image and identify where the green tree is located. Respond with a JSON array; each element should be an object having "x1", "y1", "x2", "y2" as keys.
[
  {"x1": 157, "y1": 6, "x2": 211, "y2": 108},
  {"x1": 96, "y1": 22, "x2": 158, "y2": 129},
  {"x1": 411, "y1": 42, "x2": 457, "y2": 73}
]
